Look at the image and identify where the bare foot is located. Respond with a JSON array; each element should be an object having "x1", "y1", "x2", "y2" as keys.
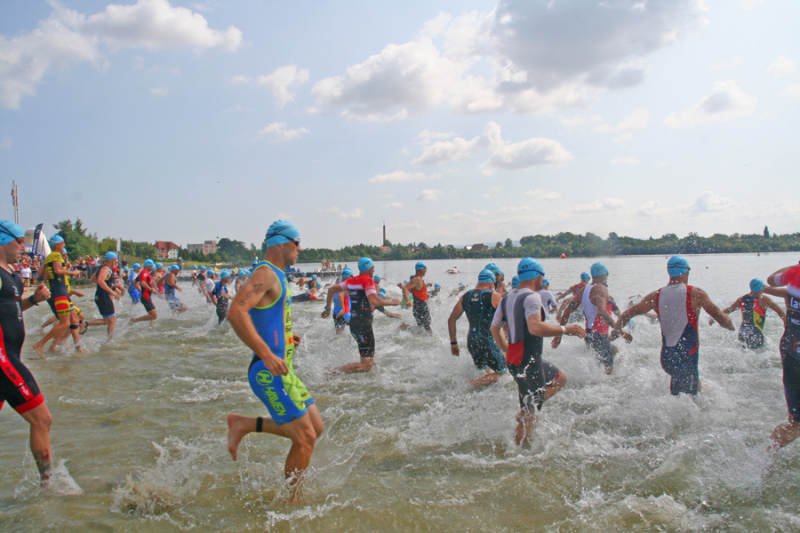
[
  {"x1": 227, "y1": 414, "x2": 251, "y2": 461},
  {"x1": 32, "y1": 343, "x2": 46, "y2": 359},
  {"x1": 75, "y1": 344, "x2": 87, "y2": 354}
]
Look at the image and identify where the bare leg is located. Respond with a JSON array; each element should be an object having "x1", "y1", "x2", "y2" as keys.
[
  {"x1": 466, "y1": 370, "x2": 502, "y2": 388},
  {"x1": 769, "y1": 419, "x2": 800, "y2": 452},
  {"x1": 34, "y1": 315, "x2": 69, "y2": 357},
  {"x1": 326, "y1": 357, "x2": 374, "y2": 376},
  {"x1": 543, "y1": 371, "x2": 567, "y2": 402},
  {"x1": 130, "y1": 309, "x2": 157, "y2": 325},
  {"x1": 514, "y1": 408, "x2": 538, "y2": 446},
  {"x1": 20, "y1": 402, "x2": 53, "y2": 487}
]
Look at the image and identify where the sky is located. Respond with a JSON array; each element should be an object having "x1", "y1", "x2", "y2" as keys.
[{"x1": 1, "y1": 0, "x2": 798, "y2": 250}]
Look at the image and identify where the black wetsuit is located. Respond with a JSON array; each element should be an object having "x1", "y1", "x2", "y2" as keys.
[
  {"x1": 94, "y1": 265, "x2": 115, "y2": 318},
  {"x1": 462, "y1": 289, "x2": 505, "y2": 373}
]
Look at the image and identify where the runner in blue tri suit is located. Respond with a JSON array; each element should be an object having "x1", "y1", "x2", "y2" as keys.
[
  {"x1": 128, "y1": 262, "x2": 142, "y2": 304},
  {"x1": 491, "y1": 258, "x2": 585, "y2": 446},
  {"x1": 448, "y1": 269, "x2": 506, "y2": 387},
  {"x1": 716, "y1": 278, "x2": 785, "y2": 350},
  {"x1": 765, "y1": 263, "x2": 800, "y2": 450},
  {"x1": 614, "y1": 256, "x2": 733, "y2": 396},
  {"x1": 225, "y1": 220, "x2": 323, "y2": 502},
  {"x1": 211, "y1": 269, "x2": 233, "y2": 324},
  {"x1": 164, "y1": 265, "x2": 187, "y2": 313}
]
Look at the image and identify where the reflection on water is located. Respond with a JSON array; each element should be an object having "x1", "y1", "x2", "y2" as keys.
[{"x1": 1, "y1": 254, "x2": 799, "y2": 532}]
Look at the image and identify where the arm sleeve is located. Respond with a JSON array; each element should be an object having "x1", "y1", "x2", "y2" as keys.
[
  {"x1": 523, "y1": 293, "x2": 543, "y2": 320},
  {"x1": 491, "y1": 298, "x2": 506, "y2": 328}
]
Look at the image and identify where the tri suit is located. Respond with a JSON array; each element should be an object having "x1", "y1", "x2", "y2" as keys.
[
  {"x1": 247, "y1": 261, "x2": 314, "y2": 425},
  {"x1": 340, "y1": 275, "x2": 378, "y2": 357},
  {"x1": 44, "y1": 251, "x2": 71, "y2": 318},
  {"x1": 94, "y1": 265, "x2": 115, "y2": 318},
  {"x1": 411, "y1": 281, "x2": 432, "y2": 331},
  {"x1": 137, "y1": 269, "x2": 156, "y2": 313},
  {"x1": 461, "y1": 289, "x2": 506, "y2": 373},
  {"x1": 738, "y1": 294, "x2": 767, "y2": 350},
  {"x1": 0, "y1": 267, "x2": 44, "y2": 414},
  {"x1": 774, "y1": 267, "x2": 800, "y2": 422},
  {"x1": 581, "y1": 284, "x2": 615, "y2": 370},
  {"x1": 656, "y1": 283, "x2": 700, "y2": 396}
]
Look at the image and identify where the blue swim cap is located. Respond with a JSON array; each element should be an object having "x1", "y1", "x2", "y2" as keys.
[
  {"x1": 133, "y1": 263, "x2": 141, "y2": 269},
  {"x1": 311, "y1": 275, "x2": 317, "y2": 280},
  {"x1": 542, "y1": 277, "x2": 549, "y2": 286},
  {"x1": 104, "y1": 252, "x2": 117, "y2": 261},
  {"x1": 220, "y1": 270, "x2": 230, "y2": 280},
  {"x1": 478, "y1": 269, "x2": 496, "y2": 283},
  {"x1": 193, "y1": 265, "x2": 197, "y2": 269},
  {"x1": 415, "y1": 261, "x2": 427, "y2": 271},
  {"x1": 200, "y1": 266, "x2": 207, "y2": 271},
  {"x1": 266, "y1": 220, "x2": 300, "y2": 247},
  {"x1": 590, "y1": 262, "x2": 608, "y2": 278},
  {"x1": 358, "y1": 257, "x2": 374, "y2": 272},
  {"x1": 750, "y1": 278, "x2": 766, "y2": 292},
  {"x1": 667, "y1": 256, "x2": 690, "y2": 277},
  {"x1": 458, "y1": 282, "x2": 465, "y2": 288},
  {"x1": 62, "y1": 247, "x2": 67, "y2": 255},
  {"x1": 434, "y1": 283, "x2": 441, "y2": 289},
  {"x1": 144, "y1": 259, "x2": 155, "y2": 267},
  {"x1": 410, "y1": 274, "x2": 415, "y2": 280},
  {"x1": 155, "y1": 262, "x2": 163, "y2": 268},
  {"x1": 0, "y1": 220, "x2": 24, "y2": 246},
  {"x1": 512, "y1": 275, "x2": 520, "y2": 288},
  {"x1": 518, "y1": 257, "x2": 544, "y2": 281},
  {"x1": 301, "y1": 272, "x2": 306, "y2": 276},
  {"x1": 485, "y1": 262, "x2": 498, "y2": 271},
  {"x1": 580, "y1": 272, "x2": 590, "y2": 282},
  {"x1": 123, "y1": 266, "x2": 129, "y2": 271},
  {"x1": 374, "y1": 275, "x2": 381, "y2": 283},
  {"x1": 48, "y1": 234, "x2": 64, "y2": 246},
  {"x1": 378, "y1": 288, "x2": 386, "y2": 297},
  {"x1": 342, "y1": 267, "x2": 353, "y2": 279}
]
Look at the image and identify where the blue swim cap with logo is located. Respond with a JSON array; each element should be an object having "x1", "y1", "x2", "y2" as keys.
[
  {"x1": 518, "y1": 257, "x2": 544, "y2": 281},
  {"x1": 750, "y1": 278, "x2": 766, "y2": 292},
  {"x1": 667, "y1": 256, "x2": 690, "y2": 277},
  {"x1": 590, "y1": 262, "x2": 608, "y2": 278},
  {"x1": 512, "y1": 275, "x2": 520, "y2": 288},
  {"x1": 49, "y1": 235, "x2": 64, "y2": 246},
  {"x1": 0, "y1": 221, "x2": 23, "y2": 246},
  {"x1": 265, "y1": 220, "x2": 300, "y2": 247},
  {"x1": 580, "y1": 272, "x2": 590, "y2": 282},
  {"x1": 358, "y1": 257, "x2": 374, "y2": 272},
  {"x1": 458, "y1": 282, "x2": 465, "y2": 288},
  {"x1": 478, "y1": 269, "x2": 496, "y2": 283}
]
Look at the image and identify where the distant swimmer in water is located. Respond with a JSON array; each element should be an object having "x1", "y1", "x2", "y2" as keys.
[
  {"x1": 430, "y1": 283, "x2": 442, "y2": 298},
  {"x1": 226, "y1": 221, "x2": 323, "y2": 503},
  {"x1": 448, "y1": 269, "x2": 506, "y2": 387},
  {"x1": 613, "y1": 256, "x2": 734, "y2": 397},
  {"x1": 402, "y1": 262, "x2": 433, "y2": 333},
  {"x1": 0, "y1": 220, "x2": 54, "y2": 487},
  {"x1": 491, "y1": 258, "x2": 585, "y2": 446},
  {"x1": 84, "y1": 252, "x2": 122, "y2": 339},
  {"x1": 764, "y1": 264, "x2": 800, "y2": 451},
  {"x1": 714, "y1": 278, "x2": 785, "y2": 350},
  {"x1": 164, "y1": 265, "x2": 188, "y2": 313},
  {"x1": 449, "y1": 282, "x2": 467, "y2": 298},
  {"x1": 322, "y1": 257, "x2": 401, "y2": 375},
  {"x1": 555, "y1": 263, "x2": 632, "y2": 375},
  {"x1": 130, "y1": 259, "x2": 158, "y2": 326}
]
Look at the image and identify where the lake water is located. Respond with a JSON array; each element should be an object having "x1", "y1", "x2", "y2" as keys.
[{"x1": 2, "y1": 253, "x2": 799, "y2": 532}]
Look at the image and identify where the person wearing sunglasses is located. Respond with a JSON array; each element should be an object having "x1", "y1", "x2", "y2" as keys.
[
  {"x1": 0, "y1": 220, "x2": 54, "y2": 487},
  {"x1": 613, "y1": 256, "x2": 734, "y2": 396},
  {"x1": 226, "y1": 220, "x2": 322, "y2": 502}
]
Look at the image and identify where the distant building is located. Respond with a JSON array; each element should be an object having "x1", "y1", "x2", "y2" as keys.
[
  {"x1": 378, "y1": 246, "x2": 392, "y2": 252},
  {"x1": 155, "y1": 241, "x2": 180, "y2": 260},
  {"x1": 187, "y1": 240, "x2": 218, "y2": 255},
  {"x1": 467, "y1": 243, "x2": 488, "y2": 251}
]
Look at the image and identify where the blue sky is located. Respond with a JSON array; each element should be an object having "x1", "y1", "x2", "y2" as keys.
[{"x1": 1, "y1": 0, "x2": 798, "y2": 250}]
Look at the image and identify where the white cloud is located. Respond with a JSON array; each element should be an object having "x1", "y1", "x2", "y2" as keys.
[
  {"x1": 416, "y1": 189, "x2": 443, "y2": 201},
  {"x1": 573, "y1": 198, "x2": 625, "y2": 213},
  {"x1": 0, "y1": 1, "x2": 242, "y2": 109},
  {"x1": 369, "y1": 171, "x2": 435, "y2": 184},
  {"x1": 593, "y1": 108, "x2": 649, "y2": 144},
  {"x1": 310, "y1": 1, "x2": 707, "y2": 120},
  {"x1": 498, "y1": 206, "x2": 530, "y2": 213},
  {"x1": 767, "y1": 55, "x2": 797, "y2": 78},
  {"x1": 391, "y1": 221, "x2": 422, "y2": 230},
  {"x1": 229, "y1": 74, "x2": 249, "y2": 84},
  {"x1": 259, "y1": 122, "x2": 309, "y2": 142},
  {"x1": 787, "y1": 84, "x2": 800, "y2": 100},
  {"x1": 689, "y1": 191, "x2": 733, "y2": 213},
  {"x1": 417, "y1": 130, "x2": 456, "y2": 141},
  {"x1": 256, "y1": 65, "x2": 310, "y2": 109},
  {"x1": 710, "y1": 55, "x2": 743, "y2": 71},
  {"x1": 471, "y1": 209, "x2": 488, "y2": 216},
  {"x1": 412, "y1": 130, "x2": 487, "y2": 165},
  {"x1": 610, "y1": 156, "x2": 641, "y2": 165},
  {"x1": 526, "y1": 189, "x2": 561, "y2": 200},
  {"x1": 479, "y1": 125, "x2": 572, "y2": 176},
  {"x1": 663, "y1": 80, "x2": 756, "y2": 128},
  {"x1": 382, "y1": 202, "x2": 404, "y2": 208},
  {"x1": 320, "y1": 207, "x2": 365, "y2": 220},
  {"x1": 438, "y1": 213, "x2": 464, "y2": 220},
  {"x1": 636, "y1": 201, "x2": 665, "y2": 216},
  {"x1": 78, "y1": 0, "x2": 242, "y2": 51},
  {"x1": 150, "y1": 86, "x2": 168, "y2": 96}
]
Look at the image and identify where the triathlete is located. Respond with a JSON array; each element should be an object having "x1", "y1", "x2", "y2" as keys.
[
  {"x1": 430, "y1": 283, "x2": 442, "y2": 298},
  {"x1": 211, "y1": 270, "x2": 233, "y2": 324},
  {"x1": 448, "y1": 269, "x2": 506, "y2": 387},
  {"x1": 322, "y1": 257, "x2": 401, "y2": 374},
  {"x1": 613, "y1": 256, "x2": 734, "y2": 396},
  {"x1": 154, "y1": 263, "x2": 166, "y2": 296},
  {"x1": 164, "y1": 265, "x2": 187, "y2": 313},
  {"x1": 449, "y1": 282, "x2": 467, "y2": 298},
  {"x1": 765, "y1": 263, "x2": 800, "y2": 451},
  {"x1": 490, "y1": 258, "x2": 585, "y2": 445},
  {"x1": 128, "y1": 263, "x2": 141, "y2": 304},
  {"x1": 485, "y1": 263, "x2": 507, "y2": 296},
  {"x1": 332, "y1": 267, "x2": 353, "y2": 334},
  {"x1": 556, "y1": 272, "x2": 590, "y2": 301},
  {"x1": 402, "y1": 261, "x2": 432, "y2": 332},
  {"x1": 196, "y1": 266, "x2": 207, "y2": 294},
  {"x1": 204, "y1": 271, "x2": 216, "y2": 304},
  {"x1": 226, "y1": 221, "x2": 323, "y2": 503},
  {"x1": 375, "y1": 288, "x2": 403, "y2": 320},
  {"x1": 538, "y1": 278, "x2": 558, "y2": 316},
  {"x1": 0, "y1": 220, "x2": 54, "y2": 487},
  {"x1": 31, "y1": 235, "x2": 81, "y2": 358},
  {"x1": 84, "y1": 252, "x2": 121, "y2": 338},
  {"x1": 130, "y1": 259, "x2": 158, "y2": 326},
  {"x1": 715, "y1": 278, "x2": 785, "y2": 350}
]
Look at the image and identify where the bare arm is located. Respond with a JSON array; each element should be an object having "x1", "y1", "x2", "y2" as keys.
[
  {"x1": 590, "y1": 285, "x2": 615, "y2": 328},
  {"x1": 490, "y1": 324, "x2": 508, "y2": 354},
  {"x1": 614, "y1": 290, "x2": 659, "y2": 332},
  {"x1": 447, "y1": 297, "x2": 465, "y2": 356},
  {"x1": 21, "y1": 284, "x2": 50, "y2": 312},
  {"x1": 367, "y1": 292, "x2": 400, "y2": 308},
  {"x1": 96, "y1": 267, "x2": 114, "y2": 295},
  {"x1": 722, "y1": 297, "x2": 743, "y2": 315},
  {"x1": 768, "y1": 265, "x2": 795, "y2": 287},
  {"x1": 227, "y1": 268, "x2": 289, "y2": 376},
  {"x1": 694, "y1": 287, "x2": 735, "y2": 331},
  {"x1": 760, "y1": 295, "x2": 786, "y2": 321},
  {"x1": 529, "y1": 310, "x2": 585, "y2": 338},
  {"x1": 762, "y1": 286, "x2": 787, "y2": 298},
  {"x1": 321, "y1": 283, "x2": 343, "y2": 318}
]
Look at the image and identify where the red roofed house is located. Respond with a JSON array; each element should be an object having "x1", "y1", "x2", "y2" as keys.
[{"x1": 155, "y1": 241, "x2": 180, "y2": 260}]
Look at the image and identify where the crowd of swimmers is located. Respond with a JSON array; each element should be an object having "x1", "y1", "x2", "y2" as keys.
[{"x1": 2, "y1": 218, "x2": 800, "y2": 503}]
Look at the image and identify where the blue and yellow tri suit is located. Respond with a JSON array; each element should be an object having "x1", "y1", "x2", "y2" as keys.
[{"x1": 247, "y1": 261, "x2": 314, "y2": 425}]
